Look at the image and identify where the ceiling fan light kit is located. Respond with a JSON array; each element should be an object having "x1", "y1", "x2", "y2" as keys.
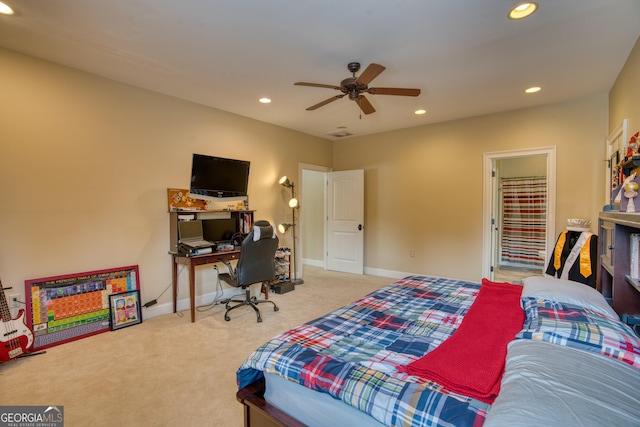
[{"x1": 295, "y1": 62, "x2": 420, "y2": 115}]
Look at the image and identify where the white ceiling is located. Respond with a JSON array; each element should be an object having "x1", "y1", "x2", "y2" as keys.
[{"x1": 1, "y1": 1, "x2": 639, "y2": 140}]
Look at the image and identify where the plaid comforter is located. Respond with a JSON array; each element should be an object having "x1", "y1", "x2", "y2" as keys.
[
  {"x1": 237, "y1": 276, "x2": 490, "y2": 427},
  {"x1": 517, "y1": 297, "x2": 640, "y2": 369},
  {"x1": 237, "y1": 276, "x2": 640, "y2": 427}
]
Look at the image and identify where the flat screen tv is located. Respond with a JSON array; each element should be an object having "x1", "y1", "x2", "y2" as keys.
[{"x1": 189, "y1": 154, "x2": 250, "y2": 200}]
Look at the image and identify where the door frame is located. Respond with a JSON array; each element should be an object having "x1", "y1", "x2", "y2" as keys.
[
  {"x1": 481, "y1": 147, "x2": 557, "y2": 279},
  {"x1": 299, "y1": 164, "x2": 365, "y2": 274},
  {"x1": 299, "y1": 163, "x2": 331, "y2": 274}
]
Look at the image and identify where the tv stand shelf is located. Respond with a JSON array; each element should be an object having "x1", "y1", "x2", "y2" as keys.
[
  {"x1": 626, "y1": 275, "x2": 640, "y2": 293},
  {"x1": 169, "y1": 209, "x2": 254, "y2": 253}
]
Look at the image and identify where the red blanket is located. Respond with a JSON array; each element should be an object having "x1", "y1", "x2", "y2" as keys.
[{"x1": 398, "y1": 279, "x2": 524, "y2": 404}]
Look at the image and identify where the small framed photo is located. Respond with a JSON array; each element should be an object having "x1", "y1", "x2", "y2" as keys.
[{"x1": 109, "y1": 290, "x2": 142, "y2": 330}]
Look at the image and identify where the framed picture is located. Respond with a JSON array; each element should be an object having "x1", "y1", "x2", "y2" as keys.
[
  {"x1": 109, "y1": 290, "x2": 142, "y2": 330},
  {"x1": 25, "y1": 265, "x2": 140, "y2": 350}
]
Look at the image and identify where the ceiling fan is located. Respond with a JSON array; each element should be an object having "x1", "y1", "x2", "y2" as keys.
[{"x1": 294, "y1": 62, "x2": 421, "y2": 115}]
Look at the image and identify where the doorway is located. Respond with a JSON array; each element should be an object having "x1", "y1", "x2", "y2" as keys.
[
  {"x1": 299, "y1": 165, "x2": 329, "y2": 273},
  {"x1": 482, "y1": 147, "x2": 556, "y2": 283},
  {"x1": 298, "y1": 165, "x2": 365, "y2": 275}
]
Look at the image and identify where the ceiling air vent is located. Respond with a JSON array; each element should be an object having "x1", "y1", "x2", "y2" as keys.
[{"x1": 326, "y1": 129, "x2": 353, "y2": 138}]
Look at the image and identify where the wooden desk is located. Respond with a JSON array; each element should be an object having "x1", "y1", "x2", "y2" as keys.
[{"x1": 171, "y1": 250, "x2": 241, "y2": 322}]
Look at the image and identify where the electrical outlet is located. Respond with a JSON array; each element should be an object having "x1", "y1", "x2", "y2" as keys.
[{"x1": 9, "y1": 294, "x2": 19, "y2": 308}]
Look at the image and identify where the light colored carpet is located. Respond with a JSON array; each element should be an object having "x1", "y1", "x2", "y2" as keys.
[{"x1": 0, "y1": 266, "x2": 394, "y2": 427}]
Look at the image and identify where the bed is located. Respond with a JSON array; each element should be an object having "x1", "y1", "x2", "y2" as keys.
[{"x1": 236, "y1": 275, "x2": 640, "y2": 427}]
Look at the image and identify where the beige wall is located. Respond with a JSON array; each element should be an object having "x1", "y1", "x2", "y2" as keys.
[
  {"x1": 0, "y1": 48, "x2": 332, "y2": 309},
  {"x1": 333, "y1": 95, "x2": 608, "y2": 281},
  {"x1": 610, "y1": 37, "x2": 640, "y2": 137},
  {"x1": 498, "y1": 156, "x2": 547, "y2": 178},
  {"x1": 2, "y1": 34, "x2": 637, "y2": 308}
]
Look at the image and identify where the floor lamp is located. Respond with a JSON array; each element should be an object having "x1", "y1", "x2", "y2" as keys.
[{"x1": 278, "y1": 176, "x2": 304, "y2": 285}]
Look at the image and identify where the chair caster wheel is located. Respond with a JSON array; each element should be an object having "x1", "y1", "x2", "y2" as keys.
[
  {"x1": 225, "y1": 315, "x2": 230, "y2": 321},
  {"x1": 274, "y1": 306, "x2": 279, "y2": 312}
]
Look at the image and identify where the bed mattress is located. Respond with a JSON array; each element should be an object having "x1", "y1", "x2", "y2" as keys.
[{"x1": 237, "y1": 275, "x2": 640, "y2": 427}]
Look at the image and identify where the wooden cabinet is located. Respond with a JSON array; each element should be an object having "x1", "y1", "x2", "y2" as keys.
[
  {"x1": 169, "y1": 210, "x2": 254, "y2": 253},
  {"x1": 598, "y1": 212, "x2": 640, "y2": 316}
]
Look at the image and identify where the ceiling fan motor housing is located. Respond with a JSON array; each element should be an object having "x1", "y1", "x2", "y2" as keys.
[
  {"x1": 340, "y1": 76, "x2": 368, "y2": 99},
  {"x1": 347, "y1": 62, "x2": 361, "y2": 74},
  {"x1": 348, "y1": 89, "x2": 362, "y2": 100}
]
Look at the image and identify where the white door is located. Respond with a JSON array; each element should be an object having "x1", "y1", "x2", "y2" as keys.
[{"x1": 327, "y1": 169, "x2": 364, "y2": 274}]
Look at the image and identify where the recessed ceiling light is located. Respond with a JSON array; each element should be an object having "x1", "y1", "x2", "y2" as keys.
[
  {"x1": 508, "y1": 2, "x2": 538, "y2": 20},
  {"x1": 259, "y1": 97, "x2": 271, "y2": 104},
  {"x1": 414, "y1": 109, "x2": 427, "y2": 115},
  {"x1": 0, "y1": 2, "x2": 14, "y2": 15},
  {"x1": 525, "y1": 86, "x2": 541, "y2": 94}
]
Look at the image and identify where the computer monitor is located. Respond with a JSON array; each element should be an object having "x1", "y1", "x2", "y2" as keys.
[{"x1": 202, "y1": 218, "x2": 237, "y2": 243}]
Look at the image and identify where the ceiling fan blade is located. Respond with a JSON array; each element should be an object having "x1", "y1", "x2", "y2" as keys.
[
  {"x1": 368, "y1": 87, "x2": 421, "y2": 96},
  {"x1": 355, "y1": 95, "x2": 376, "y2": 115},
  {"x1": 295, "y1": 82, "x2": 342, "y2": 90},
  {"x1": 355, "y1": 63, "x2": 385, "y2": 86},
  {"x1": 306, "y1": 94, "x2": 346, "y2": 111}
]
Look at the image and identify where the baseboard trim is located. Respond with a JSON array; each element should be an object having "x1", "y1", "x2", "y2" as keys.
[
  {"x1": 363, "y1": 266, "x2": 411, "y2": 279},
  {"x1": 301, "y1": 260, "x2": 412, "y2": 280},
  {"x1": 302, "y1": 258, "x2": 324, "y2": 268}
]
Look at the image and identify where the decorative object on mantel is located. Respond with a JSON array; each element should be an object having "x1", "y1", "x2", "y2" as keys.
[
  {"x1": 612, "y1": 173, "x2": 640, "y2": 213},
  {"x1": 625, "y1": 181, "x2": 639, "y2": 213},
  {"x1": 625, "y1": 131, "x2": 640, "y2": 158},
  {"x1": 167, "y1": 188, "x2": 208, "y2": 211},
  {"x1": 167, "y1": 188, "x2": 248, "y2": 211}
]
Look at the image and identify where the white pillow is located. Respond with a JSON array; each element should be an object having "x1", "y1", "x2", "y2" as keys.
[{"x1": 522, "y1": 276, "x2": 618, "y2": 320}]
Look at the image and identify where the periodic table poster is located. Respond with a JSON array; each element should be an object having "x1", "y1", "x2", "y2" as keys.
[{"x1": 25, "y1": 265, "x2": 140, "y2": 350}]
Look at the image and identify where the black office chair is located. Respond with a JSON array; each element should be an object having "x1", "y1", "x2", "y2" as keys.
[{"x1": 218, "y1": 221, "x2": 280, "y2": 322}]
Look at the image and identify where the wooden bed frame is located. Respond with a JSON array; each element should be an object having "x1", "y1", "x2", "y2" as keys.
[{"x1": 236, "y1": 378, "x2": 305, "y2": 427}]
